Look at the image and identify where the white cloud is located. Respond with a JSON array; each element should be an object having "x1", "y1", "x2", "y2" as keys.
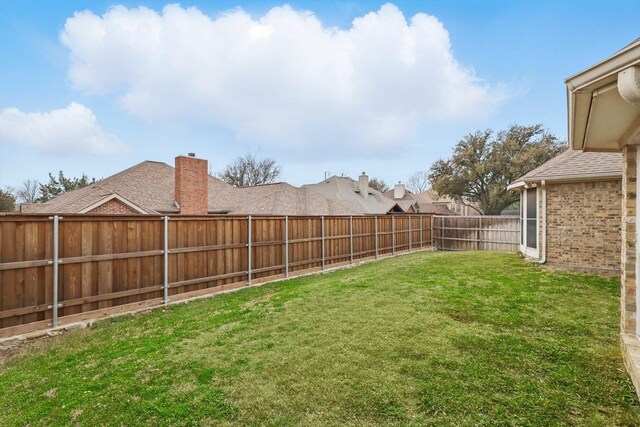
[
  {"x1": 0, "y1": 102, "x2": 127, "y2": 155},
  {"x1": 60, "y1": 3, "x2": 506, "y2": 155}
]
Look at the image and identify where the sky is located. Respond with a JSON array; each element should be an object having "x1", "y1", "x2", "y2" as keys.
[{"x1": 1, "y1": 1, "x2": 639, "y2": 191}]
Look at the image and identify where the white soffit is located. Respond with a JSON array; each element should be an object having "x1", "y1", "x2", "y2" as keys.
[
  {"x1": 567, "y1": 38, "x2": 640, "y2": 152},
  {"x1": 584, "y1": 86, "x2": 640, "y2": 151}
]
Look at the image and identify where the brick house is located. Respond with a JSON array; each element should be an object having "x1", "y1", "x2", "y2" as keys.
[
  {"x1": 20, "y1": 154, "x2": 357, "y2": 216},
  {"x1": 508, "y1": 149, "x2": 622, "y2": 273},
  {"x1": 564, "y1": 38, "x2": 640, "y2": 393}
]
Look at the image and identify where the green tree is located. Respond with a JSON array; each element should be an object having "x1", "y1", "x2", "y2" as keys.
[
  {"x1": 38, "y1": 171, "x2": 95, "y2": 202},
  {"x1": 428, "y1": 124, "x2": 565, "y2": 215},
  {"x1": 368, "y1": 177, "x2": 389, "y2": 193},
  {"x1": 0, "y1": 188, "x2": 16, "y2": 212}
]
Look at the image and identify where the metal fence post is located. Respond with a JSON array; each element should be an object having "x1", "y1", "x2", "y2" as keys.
[
  {"x1": 349, "y1": 215, "x2": 354, "y2": 263},
  {"x1": 321, "y1": 216, "x2": 325, "y2": 271},
  {"x1": 285, "y1": 216, "x2": 289, "y2": 278},
  {"x1": 408, "y1": 215, "x2": 412, "y2": 252},
  {"x1": 163, "y1": 216, "x2": 169, "y2": 304},
  {"x1": 374, "y1": 216, "x2": 378, "y2": 259},
  {"x1": 49, "y1": 215, "x2": 61, "y2": 328},
  {"x1": 392, "y1": 215, "x2": 396, "y2": 255},
  {"x1": 247, "y1": 215, "x2": 252, "y2": 286}
]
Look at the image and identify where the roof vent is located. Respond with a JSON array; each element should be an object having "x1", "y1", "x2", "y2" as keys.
[{"x1": 188, "y1": 152, "x2": 196, "y2": 157}]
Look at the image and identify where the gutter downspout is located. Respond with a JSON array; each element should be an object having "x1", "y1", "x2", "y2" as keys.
[{"x1": 538, "y1": 180, "x2": 547, "y2": 264}]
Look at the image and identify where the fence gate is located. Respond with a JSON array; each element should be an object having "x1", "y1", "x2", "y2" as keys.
[{"x1": 433, "y1": 215, "x2": 520, "y2": 252}]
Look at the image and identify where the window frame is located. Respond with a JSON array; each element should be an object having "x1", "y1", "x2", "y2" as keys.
[{"x1": 519, "y1": 187, "x2": 539, "y2": 258}]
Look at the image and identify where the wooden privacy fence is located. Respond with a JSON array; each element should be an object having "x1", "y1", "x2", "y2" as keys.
[
  {"x1": 0, "y1": 214, "x2": 432, "y2": 337},
  {"x1": 433, "y1": 215, "x2": 520, "y2": 252}
]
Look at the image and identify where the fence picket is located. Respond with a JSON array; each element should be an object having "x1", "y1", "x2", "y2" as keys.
[
  {"x1": 0, "y1": 213, "x2": 434, "y2": 336},
  {"x1": 433, "y1": 216, "x2": 519, "y2": 252}
]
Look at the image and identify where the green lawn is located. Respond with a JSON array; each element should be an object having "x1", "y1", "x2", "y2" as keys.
[{"x1": 1, "y1": 251, "x2": 639, "y2": 426}]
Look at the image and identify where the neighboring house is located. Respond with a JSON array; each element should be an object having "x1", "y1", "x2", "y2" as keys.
[
  {"x1": 302, "y1": 173, "x2": 408, "y2": 215},
  {"x1": 420, "y1": 189, "x2": 480, "y2": 216},
  {"x1": 507, "y1": 149, "x2": 622, "y2": 272},
  {"x1": 383, "y1": 182, "x2": 455, "y2": 215},
  {"x1": 563, "y1": 38, "x2": 640, "y2": 391},
  {"x1": 20, "y1": 154, "x2": 356, "y2": 216}
]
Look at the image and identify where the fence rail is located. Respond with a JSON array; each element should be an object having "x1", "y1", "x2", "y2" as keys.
[
  {"x1": 0, "y1": 214, "x2": 432, "y2": 337},
  {"x1": 433, "y1": 215, "x2": 519, "y2": 252}
]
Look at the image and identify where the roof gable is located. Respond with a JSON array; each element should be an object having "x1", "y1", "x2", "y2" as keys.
[{"x1": 509, "y1": 149, "x2": 622, "y2": 189}]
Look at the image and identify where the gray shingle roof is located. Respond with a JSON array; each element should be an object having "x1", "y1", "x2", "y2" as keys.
[
  {"x1": 382, "y1": 189, "x2": 453, "y2": 214},
  {"x1": 302, "y1": 176, "x2": 398, "y2": 214},
  {"x1": 228, "y1": 183, "x2": 358, "y2": 216},
  {"x1": 22, "y1": 161, "x2": 235, "y2": 214},
  {"x1": 513, "y1": 149, "x2": 622, "y2": 184},
  {"x1": 21, "y1": 161, "x2": 356, "y2": 216}
]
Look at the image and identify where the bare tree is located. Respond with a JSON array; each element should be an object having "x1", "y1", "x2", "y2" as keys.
[
  {"x1": 15, "y1": 179, "x2": 40, "y2": 203},
  {"x1": 407, "y1": 171, "x2": 430, "y2": 194},
  {"x1": 217, "y1": 153, "x2": 281, "y2": 186}
]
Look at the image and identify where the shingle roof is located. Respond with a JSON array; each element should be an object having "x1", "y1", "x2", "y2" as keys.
[
  {"x1": 228, "y1": 183, "x2": 358, "y2": 216},
  {"x1": 513, "y1": 149, "x2": 622, "y2": 184},
  {"x1": 420, "y1": 189, "x2": 454, "y2": 204},
  {"x1": 21, "y1": 161, "x2": 355, "y2": 216},
  {"x1": 302, "y1": 176, "x2": 398, "y2": 214},
  {"x1": 382, "y1": 188, "x2": 451, "y2": 214},
  {"x1": 21, "y1": 161, "x2": 234, "y2": 214}
]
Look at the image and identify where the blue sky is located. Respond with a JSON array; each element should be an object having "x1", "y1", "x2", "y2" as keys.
[{"x1": 1, "y1": 0, "x2": 639, "y2": 191}]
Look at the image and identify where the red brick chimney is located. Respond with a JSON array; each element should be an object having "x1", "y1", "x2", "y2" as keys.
[{"x1": 175, "y1": 153, "x2": 208, "y2": 215}]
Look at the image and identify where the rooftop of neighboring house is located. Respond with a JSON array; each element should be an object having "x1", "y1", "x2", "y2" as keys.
[
  {"x1": 227, "y1": 182, "x2": 358, "y2": 216},
  {"x1": 302, "y1": 174, "x2": 403, "y2": 215},
  {"x1": 507, "y1": 149, "x2": 622, "y2": 190},
  {"x1": 383, "y1": 182, "x2": 455, "y2": 215},
  {"x1": 420, "y1": 189, "x2": 455, "y2": 204},
  {"x1": 419, "y1": 189, "x2": 478, "y2": 215},
  {"x1": 19, "y1": 156, "x2": 357, "y2": 216}
]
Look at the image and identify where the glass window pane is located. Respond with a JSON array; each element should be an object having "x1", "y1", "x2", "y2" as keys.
[
  {"x1": 526, "y1": 189, "x2": 537, "y2": 219},
  {"x1": 520, "y1": 194, "x2": 523, "y2": 218},
  {"x1": 527, "y1": 219, "x2": 537, "y2": 248}
]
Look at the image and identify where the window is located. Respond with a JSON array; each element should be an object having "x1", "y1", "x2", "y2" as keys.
[
  {"x1": 526, "y1": 189, "x2": 537, "y2": 249},
  {"x1": 520, "y1": 187, "x2": 538, "y2": 257}
]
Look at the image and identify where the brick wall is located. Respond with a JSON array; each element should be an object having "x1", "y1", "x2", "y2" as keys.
[
  {"x1": 175, "y1": 155, "x2": 208, "y2": 215},
  {"x1": 622, "y1": 145, "x2": 637, "y2": 334},
  {"x1": 88, "y1": 198, "x2": 140, "y2": 215},
  {"x1": 544, "y1": 179, "x2": 621, "y2": 273}
]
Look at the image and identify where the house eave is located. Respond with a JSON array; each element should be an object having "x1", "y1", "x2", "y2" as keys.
[
  {"x1": 566, "y1": 40, "x2": 640, "y2": 152},
  {"x1": 508, "y1": 174, "x2": 621, "y2": 191}
]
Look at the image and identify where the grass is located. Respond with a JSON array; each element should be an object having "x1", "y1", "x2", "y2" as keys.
[{"x1": 1, "y1": 251, "x2": 639, "y2": 426}]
